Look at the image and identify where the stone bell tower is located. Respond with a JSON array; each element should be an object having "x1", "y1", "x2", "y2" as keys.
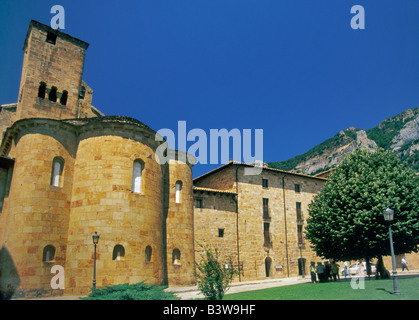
[{"x1": 16, "y1": 20, "x2": 89, "y2": 120}]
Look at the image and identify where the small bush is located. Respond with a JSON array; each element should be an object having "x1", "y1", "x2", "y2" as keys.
[
  {"x1": 82, "y1": 282, "x2": 179, "y2": 300},
  {"x1": 194, "y1": 245, "x2": 238, "y2": 300}
]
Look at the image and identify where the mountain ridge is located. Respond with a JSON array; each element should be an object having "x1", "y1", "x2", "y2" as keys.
[{"x1": 268, "y1": 107, "x2": 419, "y2": 175}]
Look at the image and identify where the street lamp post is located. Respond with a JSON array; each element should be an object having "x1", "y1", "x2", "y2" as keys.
[
  {"x1": 92, "y1": 231, "x2": 100, "y2": 290},
  {"x1": 383, "y1": 208, "x2": 401, "y2": 295}
]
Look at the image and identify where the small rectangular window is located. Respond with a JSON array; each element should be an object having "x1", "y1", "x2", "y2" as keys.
[
  {"x1": 296, "y1": 202, "x2": 302, "y2": 220},
  {"x1": 60, "y1": 90, "x2": 68, "y2": 106},
  {"x1": 79, "y1": 86, "x2": 86, "y2": 99},
  {"x1": 196, "y1": 199, "x2": 203, "y2": 208},
  {"x1": 46, "y1": 32, "x2": 57, "y2": 45},
  {"x1": 145, "y1": 246, "x2": 152, "y2": 262},
  {"x1": 262, "y1": 179, "x2": 268, "y2": 188},
  {"x1": 297, "y1": 225, "x2": 304, "y2": 245},
  {"x1": 38, "y1": 82, "x2": 46, "y2": 99},
  {"x1": 295, "y1": 184, "x2": 301, "y2": 193},
  {"x1": 264, "y1": 222, "x2": 271, "y2": 247},
  {"x1": 218, "y1": 228, "x2": 224, "y2": 238},
  {"x1": 175, "y1": 181, "x2": 182, "y2": 204},
  {"x1": 263, "y1": 198, "x2": 269, "y2": 219},
  {"x1": 172, "y1": 249, "x2": 181, "y2": 264},
  {"x1": 49, "y1": 86, "x2": 58, "y2": 102}
]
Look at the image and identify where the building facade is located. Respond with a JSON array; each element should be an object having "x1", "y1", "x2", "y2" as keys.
[
  {"x1": 193, "y1": 161, "x2": 327, "y2": 281},
  {"x1": 0, "y1": 21, "x2": 195, "y2": 298}
]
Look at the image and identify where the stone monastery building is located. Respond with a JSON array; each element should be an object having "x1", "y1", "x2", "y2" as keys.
[
  {"x1": 5, "y1": 20, "x2": 411, "y2": 299},
  {"x1": 0, "y1": 21, "x2": 196, "y2": 298},
  {"x1": 193, "y1": 161, "x2": 327, "y2": 282}
]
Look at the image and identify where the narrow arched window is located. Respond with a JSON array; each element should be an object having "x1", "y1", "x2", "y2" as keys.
[
  {"x1": 175, "y1": 181, "x2": 182, "y2": 203},
  {"x1": 132, "y1": 159, "x2": 144, "y2": 193},
  {"x1": 42, "y1": 245, "x2": 56, "y2": 262},
  {"x1": 51, "y1": 157, "x2": 64, "y2": 187},
  {"x1": 145, "y1": 245, "x2": 152, "y2": 262},
  {"x1": 49, "y1": 86, "x2": 58, "y2": 102},
  {"x1": 172, "y1": 249, "x2": 181, "y2": 265},
  {"x1": 38, "y1": 82, "x2": 47, "y2": 99},
  {"x1": 60, "y1": 90, "x2": 68, "y2": 105},
  {"x1": 112, "y1": 245, "x2": 125, "y2": 261}
]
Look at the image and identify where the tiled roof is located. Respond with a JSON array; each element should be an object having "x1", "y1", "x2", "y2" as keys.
[
  {"x1": 193, "y1": 186, "x2": 237, "y2": 195},
  {"x1": 193, "y1": 160, "x2": 328, "y2": 183}
]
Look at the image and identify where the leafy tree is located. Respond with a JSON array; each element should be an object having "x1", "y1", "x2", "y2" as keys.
[
  {"x1": 194, "y1": 244, "x2": 238, "y2": 300},
  {"x1": 305, "y1": 148, "x2": 419, "y2": 271}
]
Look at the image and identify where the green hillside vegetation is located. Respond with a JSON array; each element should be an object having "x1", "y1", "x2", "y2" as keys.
[
  {"x1": 268, "y1": 108, "x2": 419, "y2": 174},
  {"x1": 365, "y1": 111, "x2": 417, "y2": 149},
  {"x1": 268, "y1": 129, "x2": 356, "y2": 172}
]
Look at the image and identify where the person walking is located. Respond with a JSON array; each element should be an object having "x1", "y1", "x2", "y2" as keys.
[
  {"x1": 343, "y1": 261, "x2": 351, "y2": 279},
  {"x1": 402, "y1": 257, "x2": 409, "y2": 271},
  {"x1": 310, "y1": 262, "x2": 317, "y2": 284}
]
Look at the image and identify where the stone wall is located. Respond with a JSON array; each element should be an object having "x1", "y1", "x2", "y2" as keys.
[
  {"x1": 0, "y1": 117, "x2": 196, "y2": 298},
  {"x1": 165, "y1": 157, "x2": 195, "y2": 286},
  {"x1": 65, "y1": 134, "x2": 165, "y2": 295},
  {"x1": 193, "y1": 163, "x2": 327, "y2": 282},
  {"x1": 193, "y1": 188, "x2": 238, "y2": 267},
  {"x1": 0, "y1": 121, "x2": 77, "y2": 297},
  {"x1": 0, "y1": 104, "x2": 18, "y2": 139}
]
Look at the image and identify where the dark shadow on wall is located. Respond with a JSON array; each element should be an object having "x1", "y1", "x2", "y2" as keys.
[{"x1": 0, "y1": 245, "x2": 20, "y2": 300}]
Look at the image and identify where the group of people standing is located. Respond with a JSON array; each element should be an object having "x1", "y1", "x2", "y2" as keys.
[
  {"x1": 309, "y1": 257, "x2": 410, "y2": 284},
  {"x1": 309, "y1": 261, "x2": 340, "y2": 283}
]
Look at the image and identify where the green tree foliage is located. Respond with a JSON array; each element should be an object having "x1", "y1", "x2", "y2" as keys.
[
  {"x1": 194, "y1": 245, "x2": 238, "y2": 300},
  {"x1": 305, "y1": 148, "x2": 419, "y2": 262}
]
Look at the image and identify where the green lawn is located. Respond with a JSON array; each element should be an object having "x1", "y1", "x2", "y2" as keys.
[{"x1": 224, "y1": 276, "x2": 419, "y2": 300}]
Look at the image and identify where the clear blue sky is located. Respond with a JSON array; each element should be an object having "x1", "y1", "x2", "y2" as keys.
[{"x1": 1, "y1": 0, "x2": 419, "y2": 178}]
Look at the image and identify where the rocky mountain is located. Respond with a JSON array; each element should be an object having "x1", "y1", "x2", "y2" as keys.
[{"x1": 269, "y1": 107, "x2": 419, "y2": 175}]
